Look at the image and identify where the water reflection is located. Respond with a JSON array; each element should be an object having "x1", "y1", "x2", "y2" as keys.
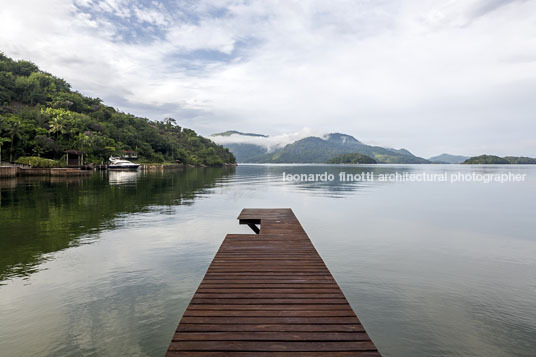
[
  {"x1": 0, "y1": 164, "x2": 535, "y2": 357},
  {"x1": 108, "y1": 170, "x2": 141, "y2": 185},
  {"x1": 232, "y1": 164, "x2": 423, "y2": 197},
  {"x1": 0, "y1": 167, "x2": 235, "y2": 281}
]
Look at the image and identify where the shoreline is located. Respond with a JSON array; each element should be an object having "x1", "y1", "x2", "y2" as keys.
[
  {"x1": 0, "y1": 167, "x2": 92, "y2": 178},
  {"x1": 139, "y1": 162, "x2": 237, "y2": 170},
  {"x1": 0, "y1": 163, "x2": 237, "y2": 178}
]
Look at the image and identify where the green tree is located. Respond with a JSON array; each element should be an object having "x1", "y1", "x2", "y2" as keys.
[
  {"x1": 6, "y1": 117, "x2": 23, "y2": 162},
  {"x1": 74, "y1": 132, "x2": 92, "y2": 153},
  {"x1": 0, "y1": 137, "x2": 10, "y2": 163},
  {"x1": 48, "y1": 116, "x2": 65, "y2": 139},
  {"x1": 32, "y1": 135, "x2": 58, "y2": 157}
]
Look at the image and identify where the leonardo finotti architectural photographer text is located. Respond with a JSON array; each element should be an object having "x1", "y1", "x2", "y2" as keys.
[{"x1": 282, "y1": 172, "x2": 527, "y2": 184}]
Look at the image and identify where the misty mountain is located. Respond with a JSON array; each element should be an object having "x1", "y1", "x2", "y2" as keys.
[
  {"x1": 429, "y1": 153, "x2": 469, "y2": 164},
  {"x1": 210, "y1": 131, "x2": 270, "y2": 161},
  {"x1": 218, "y1": 143, "x2": 269, "y2": 162},
  {"x1": 212, "y1": 130, "x2": 268, "y2": 137},
  {"x1": 213, "y1": 131, "x2": 430, "y2": 164},
  {"x1": 255, "y1": 133, "x2": 429, "y2": 163}
]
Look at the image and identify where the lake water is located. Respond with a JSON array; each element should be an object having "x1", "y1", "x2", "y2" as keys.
[{"x1": 1, "y1": 164, "x2": 535, "y2": 356}]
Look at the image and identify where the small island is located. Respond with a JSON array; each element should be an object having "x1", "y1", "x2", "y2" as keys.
[
  {"x1": 327, "y1": 153, "x2": 377, "y2": 164},
  {"x1": 463, "y1": 155, "x2": 536, "y2": 164}
]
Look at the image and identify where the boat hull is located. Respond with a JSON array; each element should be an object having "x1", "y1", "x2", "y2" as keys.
[{"x1": 108, "y1": 165, "x2": 140, "y2": 170}]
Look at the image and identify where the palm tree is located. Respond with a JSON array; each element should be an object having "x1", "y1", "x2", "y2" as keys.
[
  {"x1": 164, "y1": 117, "x2": 176, "y2": 128},
  {"x1": 48, "y1": 117, "x2": 65, "y2": 139},
  {"x1": 0, "y1": 137, "x2": 11, "y2": 163},
  {"x1": 75, "y1": 132, "x2": 92, "y2": 153},
  {"x1": 7, "y1": 119, "x2": 23, "y2": 162}
]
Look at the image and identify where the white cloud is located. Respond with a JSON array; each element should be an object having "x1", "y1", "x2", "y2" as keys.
[
  {"x1": 165, "y1": 22, "x2": 235, "y2": 54},
  {"x1": 210, "y1": 128, "x2": 325, "y2": 152},
  {"x1": 133, "y1": 7, "x2": 168, "y2": 26},
  {"x1": 1, "y1": 0, "x2": 535, "y2": 157}
]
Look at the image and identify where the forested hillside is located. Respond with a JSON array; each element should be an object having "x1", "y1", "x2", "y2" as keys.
[
  {"x1": 0, "y1": 53, "x2": 235, "y2": 165},
  {"x1": 462, "y1": 155, "x2": 536, "y2": 164},
  {"x1": 327, "y1": 153, "x2": 377, "y2": 164}
]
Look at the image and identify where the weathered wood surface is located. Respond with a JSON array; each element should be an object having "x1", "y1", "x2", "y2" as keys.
[{"x1": 167, "y1": 208, "x2": 380, "y2": 356}]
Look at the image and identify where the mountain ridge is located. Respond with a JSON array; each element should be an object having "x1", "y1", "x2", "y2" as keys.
[
  {"x1": 429, "y1": 153, "x2": 469, "y2": 164},
  {"x1": 212, "y1": 130, "x2": 268, "y2": 137},
  {"x1": 211, "y1": 130, "x2": 430, "y2": 164}
]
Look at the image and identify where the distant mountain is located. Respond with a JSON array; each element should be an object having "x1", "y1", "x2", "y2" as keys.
[
  {"x1": 218, "y1": 143, "x2": 269, "y2": 162},
  {"x1": 323, "y1": 133, "x2": 362, "y2": 145},
  {"x1": 210, "y1": 131, "x2": 271, "y2": 162},
  {"x1": 429, "y1": 153, "x2": 469, "y2": 164},
  {"x1": 463, "y1": 155, "x2": 510, "y2": 164},
  {"x1": 212, "y1": 130, "x2": 268, "y2": 137},
  {"x1": 249, "y1": 132, "x2": 429, "y2": 164},
  {"x1": 463, "y1": 155, "x2": 536, "y2": 164},
  {"x1": 391, "y1": 148, "x2": 414, "y2": 156}
]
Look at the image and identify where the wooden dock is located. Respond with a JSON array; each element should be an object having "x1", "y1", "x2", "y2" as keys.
[{"x1": 167, "y1": 208, "x2": 380, "y2": 356}]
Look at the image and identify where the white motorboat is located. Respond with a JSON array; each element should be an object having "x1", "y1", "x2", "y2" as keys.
[{"x1": 108, "y1": 156, "x2": 140, "y2": 170}]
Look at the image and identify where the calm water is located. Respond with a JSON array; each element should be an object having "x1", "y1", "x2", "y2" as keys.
[{"x1": 1, "y1": 164, "x2": 535, "y2": 356}]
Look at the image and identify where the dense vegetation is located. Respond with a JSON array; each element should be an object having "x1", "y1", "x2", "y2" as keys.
[
  {"x1": 327, "y1": 153, "x2": 377, "y2": 164},
  {"x1": 463, "y1": 155, "x2": 536, "y2": 164},
  {"x1": 0, "y1": 53, "x2": 235, "y2": 165},
  {"x1": 15, "y1": 156, "x2": 60, "y2": 167}
]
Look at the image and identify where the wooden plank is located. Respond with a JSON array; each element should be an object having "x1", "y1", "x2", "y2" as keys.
[
  {"x1": 176, "y1": 324, "x2": 365, "y2": 332},
  {"x1": 186, "y1": 305, "x2": 352, "y2": 311},
  {"x1": 198, "y1": 284, "x2": 338, "y2": 287},
  {"x1": 167, "y1": 353, "x2": 381, "y2": 357},
  {"x1": 190, "y1": 299, "x2": 351, "y2": 305},
  {"x1": 196, "y1": 287, "x2": 340, "y2": 291},
  {"x1": 169, "y1": 340, "x2": 377, "y2": 351},
  {"x1": 167, "y1": 209, "x2": 380, "y2": 355},
  {"x1": 179, "y1": 317, "x2": 360, "y2": 324},
  {"x1": 182, "y1": 310, "x2": 357, "y2": 317},
  {"x1": 167, "y1": 352, "x2": 381, "y2": 357},
  {"x1": 173, "y1": 332, "x2": 370, "y2": 341}
]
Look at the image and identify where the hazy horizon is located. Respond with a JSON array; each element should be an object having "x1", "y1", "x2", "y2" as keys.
[{"x1": 1, "y1": 0, "x2": 535, "y2": 157}]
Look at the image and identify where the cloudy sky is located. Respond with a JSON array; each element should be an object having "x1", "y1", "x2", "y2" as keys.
[{"x1": 1, "y1": 0, "x2": 535, "y2": 157}]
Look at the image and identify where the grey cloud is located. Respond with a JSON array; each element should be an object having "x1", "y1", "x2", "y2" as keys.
[{"x1": 1, "y1": 0, "x2": 535, "y2": 157}]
